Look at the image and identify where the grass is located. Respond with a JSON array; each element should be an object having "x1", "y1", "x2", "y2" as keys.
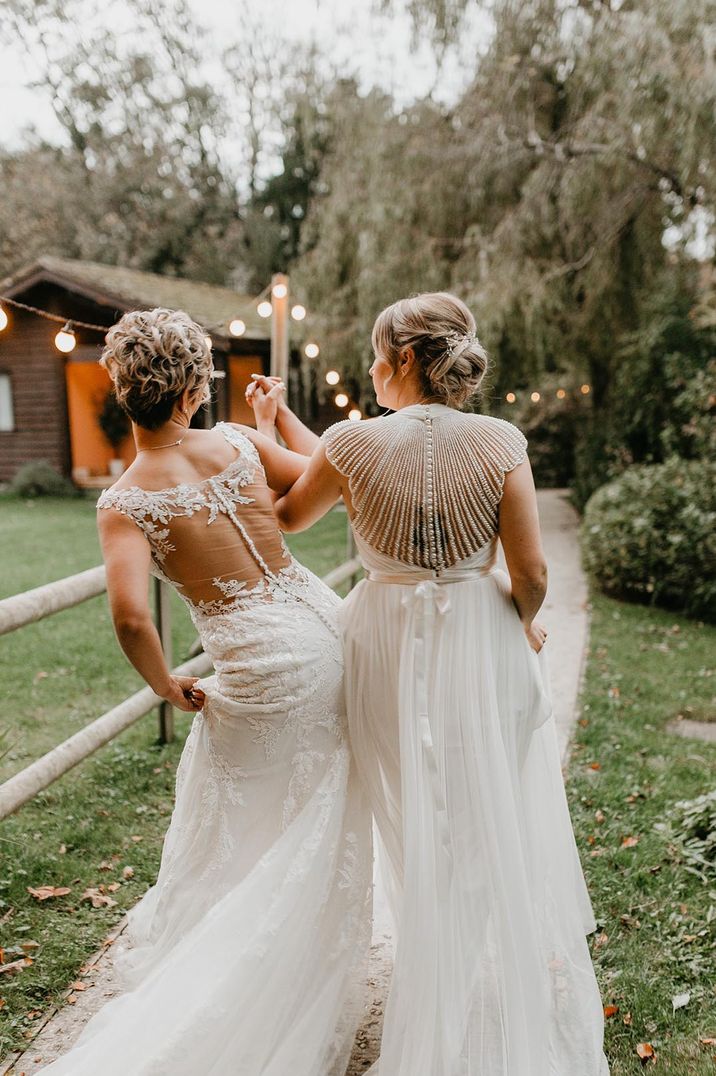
[
  {"x1": 0, "y1": 494, "x2": 351, "y2": 1058},
  {"x1": 567, "y1": 593, "x2": 716, "y2": 1074}
]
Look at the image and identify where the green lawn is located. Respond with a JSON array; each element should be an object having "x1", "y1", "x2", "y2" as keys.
[
  {"x1": 568, "y1": 594, "x2": 716, "y2": 1073},
  {"x1": 0, "y1": 494, "x2": 352, "y2": 1058}
]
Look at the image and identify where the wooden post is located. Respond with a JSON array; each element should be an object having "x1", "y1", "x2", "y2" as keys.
[
  {"x1": 154, "y1": 578, "x2": 174, "y2": 743},
  {"x1": 270, "y1": 273, "x2": 290, "y2": 395}
]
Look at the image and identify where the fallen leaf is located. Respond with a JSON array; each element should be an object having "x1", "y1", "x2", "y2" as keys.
[
  {"x1": 122, "y1": 866, "x2": 134, "y2": 880},
  {"x1": 623, "y1": 1012, "x2": 633, "y2": 1026},
  {"x1": 0, "y1": 957, "x2": 32, "y2": 976},
  {"x1": 106, "y1": 882, "x2": 121, "y2": 892},
  {"x1": 621, "y1": 835, "x2": 639, "y2": 848},
  {"x1": 69, "y1": 981, "x2": 87, "y2": 991},
  {"x1": 589, "y1": 762, "x2": 601, "y2": 771},
  {"x1": 604, "y1": 1004, "x2": 619, "y2": 1018},
  {"x1": 20, "y1": 941, "x2": 39, "y2": 954},
  {"x1": 636, "y1": 1042, "x2": 656, "y2": 1062},
  {"x1": 594, "y1": 932, "x2": 609, "y2": 949},
  {"x1": 27, "y1": 886, "x2": 71, "y2": 901},
  {"x1": 672, "y1": 992, "x2": 690, "y2": 1011},
  {"x1": 130, "y1": 835, "x2": 143, "y2": 843},
  {"x1": 700, "y1": 1037, "x2": 716, "y2": 1046},
  {"x1": 58, "y1": 845, "x2": 66, "y2": 854},
  {"x1": 595, "y1": 809, "x2": 605, "y2": 823},
  {"x1": 80, "y1": 888, "x2": 117, "y2": 909}
]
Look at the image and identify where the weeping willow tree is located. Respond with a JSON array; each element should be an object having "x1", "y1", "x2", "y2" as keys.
[{"x1": 292, "y1": 0, "x2": 715, "y2": 489}]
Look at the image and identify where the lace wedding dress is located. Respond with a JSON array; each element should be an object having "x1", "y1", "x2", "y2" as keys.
[
  {"x1": 323, "y1": 403, "x2": 610, "y2": 1076},
  {"x1": 36, "y1": 422, "x2": 372, "y2": 1076}
]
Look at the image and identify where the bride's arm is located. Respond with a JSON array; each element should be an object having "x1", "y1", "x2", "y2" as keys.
[
  {"x1": 498, "y1": 459, "x2": 548, "y2": 636},
  {"x1": 273, "y1": 444, "x2": 344, "y2": 532},
  {"x1": 247, "y1": 376, "x2": 320, "y2": 455},
  {"x1": 97, "y1": 510, "x2": 204, "y2": 712}
]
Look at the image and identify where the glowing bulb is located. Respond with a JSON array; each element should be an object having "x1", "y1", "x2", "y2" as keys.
[
  {"x1": 348, "y1": 408, "x2": 362, "y2": 421},
  {"x1": 205, "y1": 335, "x2": 213, "y2": 350},
  {"x1": 229, "y1": 318, "x2": 246, "y2": 337},
  {"x1": 505, "y1": 392, "x2": 516, "y2": 403},
  {"x1": 257, "y1": 300, "x2": 272, "y2": 318},
  {"x1": 55, "y1": 324, "x2": 76, "y2": 353},
  {"x1": 530, "y1": 391, "x2": 540, "y2": 402},
  {"x1": 335, "y1": 392, "x2": 349, "y2": 408},
  {"x1": 556, "y1": 388, "x2": 566, "y2": 399},
  {"x1": 272, "y1": 282, "x2": 288, "y2": 299},
  {"x1": 0, "y1": 306, "x2": 7, "y2": 332},
  {"x1": 304, "y1": 342, "x2": 319, "y2": 359},
  {"x1": 580, "y1": 383, "x2": 590, "y2": 395},
  {"x1": 325, "y1": 370, "x2": 340, "y2": 386},
  {"x1": 291, "y1": 304, "x2": 306, "y2": 321}
]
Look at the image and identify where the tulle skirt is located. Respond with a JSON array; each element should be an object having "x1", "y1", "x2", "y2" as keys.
[{"x1": 341, "y1": 566, "x2": 610, "y2": 1076}]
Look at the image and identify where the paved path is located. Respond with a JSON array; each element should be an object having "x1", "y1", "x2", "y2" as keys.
[{"x1": 2, "y1": 489, "x2": 589, "y2": 1076}]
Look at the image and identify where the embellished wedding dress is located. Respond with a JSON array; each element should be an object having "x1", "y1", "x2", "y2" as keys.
[
  {"x1": 322, "y1": 403, "x2": 610, "y2": 1076},
  {"x1": 36, "y1": 422, "x2": 372, "y2": 1076}
]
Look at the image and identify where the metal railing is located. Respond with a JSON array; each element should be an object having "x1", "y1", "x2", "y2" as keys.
[{"x1": 0, "y1": 514, "x2": 361, "y2": 822}]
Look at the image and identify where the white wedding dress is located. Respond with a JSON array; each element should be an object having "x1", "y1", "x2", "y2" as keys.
[
  {"x1": 323, "y1": 403, "x2": 610, "y2": 1076},
  {"x1": 35, "y1": 422, "x2": 373, "y2": 1076}
]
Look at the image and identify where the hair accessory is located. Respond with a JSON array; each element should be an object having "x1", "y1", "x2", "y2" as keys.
[{"x1": 445, "y1": 329, "x2": 477, "y2": 357}]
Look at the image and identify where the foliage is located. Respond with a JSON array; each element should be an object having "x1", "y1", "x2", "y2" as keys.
[
  {"x1": 581, "y1": 457, "x2": 716, "y2": 621},
  {"x1": 669, "y1": 790, "x2": 716, "y2": 883},
  {"x1": 9, "y1": 461, "x2": 78, "y2": 498},
  {"x1": 97, "y1": 391, "x2": 130, "y2": 451}
]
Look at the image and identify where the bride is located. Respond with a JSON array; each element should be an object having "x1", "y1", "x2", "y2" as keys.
[
  {"x1": 253, "y1": 291, "x2": 610, "y2": 1075},
  {"x1": 34, "y1": 307, "x2": 372, "y2": 1075}
]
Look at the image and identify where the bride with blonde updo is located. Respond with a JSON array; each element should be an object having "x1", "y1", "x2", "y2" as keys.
[{"x1": 250, "y1": 290, "x2": 610, "y2": 1075}]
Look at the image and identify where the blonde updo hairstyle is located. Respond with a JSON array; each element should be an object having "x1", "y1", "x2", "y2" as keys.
[
  {"x1": 100, "y1": 308, "x2": 212, "y2": 430},
  {"x1": 371, "y1": 292, "x2": 488, "y2": 408}
]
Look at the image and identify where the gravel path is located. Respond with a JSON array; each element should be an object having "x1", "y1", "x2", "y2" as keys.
[{"x1": 2, "y1": 489, "x2": 588, "y2": 1076}]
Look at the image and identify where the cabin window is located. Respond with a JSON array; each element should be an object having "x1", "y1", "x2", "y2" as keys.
[{"x1": 0, "y1": 372, "x2": 14, "y2": 431}]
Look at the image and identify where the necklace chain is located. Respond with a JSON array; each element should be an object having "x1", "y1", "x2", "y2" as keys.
[{"x1": 138, "y1": 436, "x2": 185, "y2": 452}]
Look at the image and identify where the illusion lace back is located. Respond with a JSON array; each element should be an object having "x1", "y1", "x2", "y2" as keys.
[
  {"x1": 325, "y1": 404, "x2": 610, "y2": 1076},
  {"x1": 37, "y1": 422, "x2": 373, "y2": 1076}
]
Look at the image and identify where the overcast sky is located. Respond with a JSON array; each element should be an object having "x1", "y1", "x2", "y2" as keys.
[{"x1": 2, "y1": 0, "x2": 492, "y2": 149}]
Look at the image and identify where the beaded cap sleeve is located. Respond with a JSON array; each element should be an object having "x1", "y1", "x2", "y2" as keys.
[{"x1": 321, "y1": 407, "x2": 528, "y2": 570}]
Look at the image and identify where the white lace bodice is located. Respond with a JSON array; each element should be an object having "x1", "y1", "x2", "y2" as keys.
[
  {"x1": 322, "y1": 404, "x2": 527, "y2": 571},
  {"x1": 96, "y1": 422, "x2": 334, "y2": 631}
]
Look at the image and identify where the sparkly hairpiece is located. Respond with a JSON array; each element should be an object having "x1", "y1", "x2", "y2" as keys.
[{"x1": 445, "y1": 329, "x2": 477, "y2": 357}]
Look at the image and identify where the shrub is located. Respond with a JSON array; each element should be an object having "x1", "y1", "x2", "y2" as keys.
[
  {"x1": 581, "y1": 456, "x2": 716, "y2": 621},
  {"x1": 9, "y1": 460, "x2": 78, "y2": 498}
]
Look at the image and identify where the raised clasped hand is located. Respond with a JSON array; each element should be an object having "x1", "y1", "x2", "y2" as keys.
[{"x1": 245, "y1": 374, "x2": 285, "y2": 426}]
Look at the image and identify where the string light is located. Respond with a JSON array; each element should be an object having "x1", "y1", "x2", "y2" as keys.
[
  {"x1": 348, "y1": 408, "x2": 362, "y2": 421},
  {"x1": 305, "y1": 342, "x2": 319, "y2": 359},
  {"x1": 229, "y1": 318, "x2": 246, "y2": 337},
  {"x1": 335, "y1": 392, "x2": 349, "y2": 408},
  {"x1": 0, "y1": 305, "x2": 7, "y2": 332},
  {"x1": 325, "y1": 370, "x2": 340, "y2": 385},
  {"x1": 290, "y1": 304, "x2": 306, "y2": 321},
  {"x1": 505, "y1": 392, "x2": 516, "y2": 403},
  {"x1": 530, "y1": 391, "x2": 540, "y2": 402},
  {"x1": 580, "y1": 383, "x2": 591, "y2": 394},
  {"x1": 272, "y1": 282, "x2": 288, "y2": 299},
  {"x1": 556, "y1": 388, "x2": 566, "y2": 399},
  {"x1": 257, "y1": 300, "x2": 272, "y2": 318},
  {"x1": 54, "y1": 323, "x2": 76, "y2": 353}
]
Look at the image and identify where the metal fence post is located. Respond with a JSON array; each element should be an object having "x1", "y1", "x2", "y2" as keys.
[{"x1": 154, "y1": 578, "x2": 174, "y2": 743}]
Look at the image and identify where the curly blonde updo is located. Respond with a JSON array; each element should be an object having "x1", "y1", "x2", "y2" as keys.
[
  {"x1": 371, "y1": 292, "x2": 488, "y2": 408},
  {"x1": 100, "y1": 308, "x2": 212, "y2": 430}
]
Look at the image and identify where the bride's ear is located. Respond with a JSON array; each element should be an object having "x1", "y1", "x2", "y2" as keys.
[{"x1": 399, "y1": 347, "x2": 416, "y2": 378}]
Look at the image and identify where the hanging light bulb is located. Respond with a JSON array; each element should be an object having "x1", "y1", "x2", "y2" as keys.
[
  {"x1": 580, "y1": 383, "x2": 591, "y2": 395},
  {"x1": 54, "y1": 322, "x2": 76, "y2": 353},
  {"x1": 257, "y1": 300, "x2": 272, "y2": 318},
  {"x1": 0, "y1": 305, "x2": 7, "y2": 332},
  {"x1": 229, "y1": 318, "x2": 246, "y2": 337},
  {"x1": 348, "y1": 408, "x2": 362, "y2": 421},
  {"x1": 556, "y1": 388, "x2": 566, "y2": 399},
  {"x1": 505, "y1": 392, "x2": 516, "y2": 404},
  {"x1": 335, "y1": 392, "x2": 349, "y2": 408},
  {"x1": 304, "y1": 342, "x2": 319, "y2": 359},
  {"x1": 272, "y1": 282, "x2": 288, "y2": 299},
  {"x1": 325, "y1": 370, "x2": 340, "y2": 386},
  {"x1": 530, "y1": 391, "x2": 540, "y2": 402},
  {"x1": 291, "y1": 304, "x2": 306, "y2": 321}
]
